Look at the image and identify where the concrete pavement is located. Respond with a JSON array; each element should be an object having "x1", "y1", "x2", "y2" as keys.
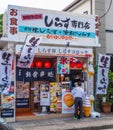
[{"x1": 7, "y1": 113, "x2": 113, "y2": 130}]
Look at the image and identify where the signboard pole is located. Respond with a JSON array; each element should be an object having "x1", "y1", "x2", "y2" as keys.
[{"x1": 13, "y1": 44, "x2": 16, "y2": 122}]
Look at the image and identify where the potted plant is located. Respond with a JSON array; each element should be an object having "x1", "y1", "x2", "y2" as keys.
[{"x1": 101, "y1": 70, "x2": 113, "y2": 113}]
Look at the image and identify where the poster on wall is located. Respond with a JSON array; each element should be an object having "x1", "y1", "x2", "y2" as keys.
[
  {"x1": 1, "y1": 91, "x2": 14, "y2": 110},
  {"x1": 1, "y1": 81, "x2": 14, "y2": 118},
  {"x1": 62, "y1": 90, "x2": 75, "y2": 114},
  {"x1": 33, "y1": 81, "x2": 40, "y2": 103},
  {"x1": 57, "y1": 57, "x2": 70, "y2": 74},
  {"x1": 16, "y1": 81, "x2": 29, "y2": 98},
  {"x1": 16, "y1": 81, "x2": 30, "y2": 108}
]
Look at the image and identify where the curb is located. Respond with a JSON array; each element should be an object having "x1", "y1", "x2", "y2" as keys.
[{"x1": 62, "y1": 124, "x2": 113, "y2": 130}]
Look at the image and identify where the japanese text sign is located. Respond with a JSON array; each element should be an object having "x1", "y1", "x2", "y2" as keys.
[
  {"x1": 6, "y1": 5, "x2": 99, "y2": 46},
  {"x1": 96, "y1": 54, "x2": 111, "y2": 94},
  {"x1": 0, "y1": 51, "x2": 13, "y2": 94},
  {"x1": 17, "y1": 35, "x2": 42, "y2": 68},
  {"x1": 16, "y1": 68, "x2": 55, "y2": 82}
]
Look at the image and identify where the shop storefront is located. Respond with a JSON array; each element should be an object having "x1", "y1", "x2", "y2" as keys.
[{"x1": 0, "y1": 5, "x2": 100, "y2": 122}]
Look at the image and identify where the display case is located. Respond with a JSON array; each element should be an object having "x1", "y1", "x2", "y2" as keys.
[{"x1": 49, "y1": 82, "x2": 62, "y2": 113}]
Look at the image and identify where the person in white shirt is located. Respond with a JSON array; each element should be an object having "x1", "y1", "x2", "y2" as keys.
[{"x1": 71, "y1": 81, "x2": 85, "y2": 119}]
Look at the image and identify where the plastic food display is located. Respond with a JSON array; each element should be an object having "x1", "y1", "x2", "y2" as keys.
[{"x1": 83, "y1": 96, "x2": 91, "y2": 117}]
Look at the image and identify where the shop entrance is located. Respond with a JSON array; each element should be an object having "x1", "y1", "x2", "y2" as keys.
[
  {"x1": 30, "y1": 81, "x2": 50, "y2": 114},
  {"x1": 30, "y1": 82, "x2": 41, "y2": 113},
  {"x1": 16, "y1": 81, "x2": 32, "y2": 116},
  {"x1": 16, "y1": 81, "x2": 49, "y2": 115}
]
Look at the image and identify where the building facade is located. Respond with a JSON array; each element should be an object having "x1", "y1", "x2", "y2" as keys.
[{"x1": 0, "y1": 4, "x2": 100, "y2": 122}]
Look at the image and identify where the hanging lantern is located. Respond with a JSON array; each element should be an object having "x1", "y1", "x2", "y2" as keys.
[
  {"x1": 35, "y1": 61, "x2": 43, "y2": 68},
  {"x1": 75, "y1": 61, "x2": 83, "y2": 68},
  {"x1": 30, "y1": 62, "x2": 35, "y2": 68},
  {"x1": 44, "y1": 61, "x2": 51, "y2": 68},
  {"x1": 70, "y1": 61, "x2": 75, "y2": 68}
]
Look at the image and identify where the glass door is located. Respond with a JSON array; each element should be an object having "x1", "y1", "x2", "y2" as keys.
[{"x1": 30, "y1": 81, "x2": 41, "y2": 112}]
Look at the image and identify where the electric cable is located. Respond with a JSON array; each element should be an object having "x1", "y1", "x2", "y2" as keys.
[{"x1": 99, "y1": 0, "x2": 112, "y2": 19}]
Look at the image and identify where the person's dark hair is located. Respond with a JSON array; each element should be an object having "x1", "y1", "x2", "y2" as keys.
[{"x1": 77, "y1": 81, "x2": 82, "y2": 86}]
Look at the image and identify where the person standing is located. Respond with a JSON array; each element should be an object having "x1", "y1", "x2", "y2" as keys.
[{"x1": 71, "y1": 81, "x2": 85, "y2": 120}]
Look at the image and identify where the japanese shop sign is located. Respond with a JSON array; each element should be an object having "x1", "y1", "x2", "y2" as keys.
[
  {"x1": 8, "y1": 5, "x2": 19, "y2": 39},
  {"x1": 16, "y1": 68, "x2": 55, "y2": 82},
  {"x1": 16, "y1": 45, "x2": 93, "y2": 57},
  {"x1": 17, "y1": 35, "x2": 42, "y2": 68},
  {"x1": 96, "y1": 54, "x2": 111, "y2": 94},
  {"x1": 0, "y1": 51, "x2": 13, "y2": 94},
  {"x1": 7, "y1": 5, "x2": 99, "y2": 46}
]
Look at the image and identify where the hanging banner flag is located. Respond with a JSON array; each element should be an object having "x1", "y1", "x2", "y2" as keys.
[
  {"x1": 96, "y1": 54, "x2": 111, "y2": 94},
  {"x1": 0, "y1": 51, "x2": 13, "y2": 94},
  {"x1": 57, "y1": 57, "x2": 70, "y2": 74},
  {"x1": 98, "y1": 54, "x2": 111, "y2": 68},
  {"x1": 17, "y1": 35, "x2": 42, "y2": 68}
]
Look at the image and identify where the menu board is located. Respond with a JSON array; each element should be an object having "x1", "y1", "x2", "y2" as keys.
[
  {"x1": 40, "y1": 92, "x2": 50, "y2": 106},
  {"x1": 40, "y1": 83, "x2": 50, "y2": 106}
]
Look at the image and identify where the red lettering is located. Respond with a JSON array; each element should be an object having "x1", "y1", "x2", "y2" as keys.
[{"x1": 10, "y1": 27, "x2": 17, "y2": 35}]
